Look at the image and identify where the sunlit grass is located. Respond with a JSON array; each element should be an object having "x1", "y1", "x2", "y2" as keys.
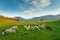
[{"x1": 0, "y1": 18, "x2": 60, "y2": 40}]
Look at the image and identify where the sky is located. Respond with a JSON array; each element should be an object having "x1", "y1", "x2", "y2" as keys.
[{"x1": 0, "y1": 0, "x2": 60, "y2": 19}]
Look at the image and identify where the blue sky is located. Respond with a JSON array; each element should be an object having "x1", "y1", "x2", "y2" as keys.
[{"x1": 0, "y1": 0, "x2": 60, "y2": 19}]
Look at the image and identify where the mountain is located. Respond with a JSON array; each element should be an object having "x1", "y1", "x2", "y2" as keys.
[
  {"x1": 14, "y1": 17, "x2": 27, "y2": 21},
  {"x1": 55, "y1": 14, "x2": 60, "y2": 19},
  {"x1": 30, "y1": 15, "x2": 57, "y2": 21},
  {"x1": 14, "y1": 14, "x2": 60, "y2": 21},
  {"x1": 1, "y1": 14, "x2": 60, "y2": 21},
  {"x1": 0, "y1": 15, "x2": 16, "y2": 21},
  {"x1": 30, "y1": 15, "x2": 60, "y2": 21}
]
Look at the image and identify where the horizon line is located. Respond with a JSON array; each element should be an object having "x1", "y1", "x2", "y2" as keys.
[{"x1": 0, "y1": 14, "x2": 60, "y2": 19}]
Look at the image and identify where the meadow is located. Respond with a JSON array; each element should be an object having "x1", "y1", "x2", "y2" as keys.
[{"x1": 0, "y1": 18, "x2": 60, "y2": 40}]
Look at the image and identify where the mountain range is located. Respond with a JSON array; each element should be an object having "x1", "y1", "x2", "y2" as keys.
[
  {"x1": 0, "y1": 14, "x2": 60, "y2": 21},
  {"x1": 14, "y1": 14, "x2": 60, "y2": 21}
]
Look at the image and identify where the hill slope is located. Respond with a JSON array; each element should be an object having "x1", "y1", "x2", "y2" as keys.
[{"x1": 0, "y1": 16, "x2": 22, "y2": 27}]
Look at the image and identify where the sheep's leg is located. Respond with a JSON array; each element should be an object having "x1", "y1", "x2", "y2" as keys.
[
  {"x1": 32, "y1": 26, "x2": 34, "y2": 30},
  {"x1": 37, "y1": 27, "x2": 40, "y2": 30},
  {"x1": 2, "y1": 32, "x2": 5, "y2": 35},
  {"x1": 13, "y1": 30, "x2": 16, "y2": 33}
]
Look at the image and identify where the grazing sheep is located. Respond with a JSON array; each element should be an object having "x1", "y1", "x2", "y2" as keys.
[
  {"x1": 11, "y1": 25, "x2": 18, "y2": 30},
  {"x1": 31, "y1": 26, "x2": 34, "y2": 30},
  {"x1": 34, "y1": 26, "x2": 40, "y2": 30},
  {"x1": 2, "y1": 28, "x2": 16, "y2": 35},
  {"x1": 2, "y1": 25, "x2": 18, "y2": 35},
  {"x1": 46, "y1": 26, "x2": 52, "y2": 30},
  {"x1": 24, "y1": 25, "x2": 30, "y2": 30},
  {"x1": 39, "y1": 24, "x2": 46, "y2": 29}
]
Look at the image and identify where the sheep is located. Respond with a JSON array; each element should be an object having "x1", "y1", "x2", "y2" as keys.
[
  {"x1": 24, "y1": 25, "x2": 31, "y2": 30},
  {"x1": 46, "y1": 26, "x2": 52, "y2": 30},
  {"x1": 2, "y1": 25, "x2": 18, "y2": 35},
  {"x1": 34, "y1": 26, "x2": 40, "y2": 30},
  {"x1": 2, "y1": 28, "x2": 16, "y2": 35},
  {"x1": 31, "y1": 26, "x2": 35, "y2": 30},
  {"x1": 39, "y1": 24, "x2": 46, "y2": 29},
  {"x1": 11, "y1": 25, "x2": 18, "y2": 30}
]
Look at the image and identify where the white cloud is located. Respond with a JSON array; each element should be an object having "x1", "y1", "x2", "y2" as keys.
[
  {"x1": 32, "y1": 0, "x2": 38, "y2": 6},
  {"x1": 24, "y1": 8, "x2": 36, "y2": 17},
  {"x1": 24, "y1": 0, "x2": 51, "y2": 18},
  {"x1": 41, "y1": 0, "x2": 51, "y2": 8},
  {"x1": 1, "y1": 9, "x2": 60, "y2": 19},
  {"x1": 25, "y1": 0, "x2": 29, "y2": 2}
]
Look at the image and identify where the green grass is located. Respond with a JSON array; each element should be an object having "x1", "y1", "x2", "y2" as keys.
[{"x1": 0, "y1": 20, "x2": 60, "y2": 40}]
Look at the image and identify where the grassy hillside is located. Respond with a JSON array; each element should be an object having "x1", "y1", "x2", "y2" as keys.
[
  {"x1": 0, "y1": 16, "x2": 23, "y2": 27},
  {"x1": 0, "y1": 19, "x2": 60, "y2": 40}
]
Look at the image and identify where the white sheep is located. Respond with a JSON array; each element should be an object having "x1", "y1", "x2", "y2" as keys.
[
  {"x1": 2, "y1": 28, "x2": 16, "y2": 35},
  {"x1": 24, "y1": 25, "x2": 31, "y2": 30},
  {"x1": 2, "y1": 25, "x2": 18, "y2": 35},
  {"x1": 34, "y1": 26, "x2": 40, "y2": 30},
  {"x1": 11, "y1": 25, "x2": 18, "y2": 30},
  {"x1": 31, "y1": 26, "x2": 34, "y2": 30},
  {"x1": 39, "y1": 24, "x2": 46, "y2": 29}
]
